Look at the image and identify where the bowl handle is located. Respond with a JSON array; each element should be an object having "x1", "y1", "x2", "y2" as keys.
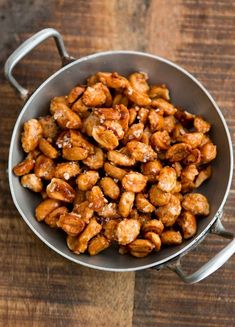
[
  {"x1": 165, "y1": 212, "x2": 235, "y2": 284},
  {"x1": 4, "y1": 28, "x2": 75, "y2": 100}
]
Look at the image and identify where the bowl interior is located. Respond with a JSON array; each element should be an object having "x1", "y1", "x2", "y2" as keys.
[{"x1": 9, "y1": 52, "x2": 233, "y2": 271}]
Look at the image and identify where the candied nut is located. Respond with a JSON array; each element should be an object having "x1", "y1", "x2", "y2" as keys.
[
  {"x1": 163, "y1": 116, "x2": 176, "y2": 133},
  {"x1": 177, "y1": 211, "x2": 197, "y2": 239},
  {"x1": 129, "y1": 208, "x2": 139, "y2": 220},
  {"x1": 183, "y1": 148, "x2": 201, "y2": 165},
  {"x1": 39, "y1": 115, "x2": 58, "y2": 139},
  {"x1": 137, "y1": 108, "x2": 149, "y2": 124},
  {"x1": 166, "y1": 143, "x2": 191, "y2": 162},
  {"x1": 74, "y1": 218, "x2": 102, "y2": 253},
  {"x1": 156, "y1": 194, "x2": 181, "y2": 226},
  {"x1": 181, "y1": 181, "x2": 195, "y2": 194},
  {"x1": 21, "y1": 119, "x2": 43, "y2": 153},
  {"x1": 194, "y1": 116, "x2": 211, "y2": 133},
  {"x1": 128, "y1": 239, "x2": 154, "y2": 256},
  {"x1": 87, "y1": 186, "x2": 106, "y2": 211},
  {"x1": 113, "y1": 93, "x2": 129, "y2": 107},
  {"x1": 34, "y1": 154, "x2": 55, "y2": 180},
  {"x1": 116, "y1": 219, "x2": 141, "y2": 245},
  {"x1": 122, "y1": 172, "x2": 147, "y2": 193},
  {"x1": 171, "y1": 181, "x2": 182, "y2": 194},
  {"x1": 53, "y1": 103, "x2": 82, "y2": 129},
  {"x1": 83, "y1": 147, "x2": 104, "y2": 170},
  {"x1": 123, "y1": 123, "x2": 144, "y2": 144},
  {"x1": 21, "y1": 174, "x2": 43, "y2": 192},
  {"x1": 151, "y1": 98, "x2": 176, "y2": 115},
  {"x1": 73, "y1": 200, "x2": 94, "y2": 223},
  {"x1": 82, "y1": 82, "x2": 107, "y2": 107},
  {"x1": 104, "y1": 220, "x2": 119, "y2": 240},
  {"x1": 129, "y1": 108, "x2": 138, "y2": 125},
  {"x1": 67, "y1": 85, "x2": 85, "y2": 104},
  {"x1": 67, "y1": 235, "x2": 78, "y2": 251},
  {"x1": 72, "y1": 98, "x2": 88, "y2": 114},
  {"x1": 157, "y1": 166, "x2": 177, "y2": 192},
  {"x1": 97, "y1": 72, "x2": 129, "y2": 89},
  {"x1": 126, "y1": 140, "x2": 157, "y2": 162},
  {"x1": 103, "y1": 120, "x2": 124, "y2": 140},
  {"x1": 141, "y1": 127, "x2": 152, "y2": 145},
  {"x1": 172, "y1": 162, "x2": 182, "y2": 177},
  {"x1": 13, "y1": 157, "x2": 35, "y2": 176},
  {"x1": 46, "y1": 178, "x2": 75, "y2": 203},
  {"x1": 195, "y1": 166, "x2": 212, "y2": 188},
  {"x1": 172, "y1": 123, "x2": 186, "y2": 141},
  {"x1": 141, "y1": 160, "x2": 162, "y2": 183},
  {"x1": 88, "y1": 235, "x2": 110, "y2": 255},
  {"x1": 55, "y1": 162, "x2": 80, "y2": 180},
  {"x1": 129, "y1": 72, "x2": 149, "y2": 93},
  {"x1": 104, "y1": 162, "x2": 127, "y2": 180},
  {"x1": 116, "y1": 104, "x2": 129, "y2": 133},
  {"x1": 148, "y1": 109, "x2": 164, "y2": 132},
  {"x1": 182, "y1": 193, "x2": 210, "y2": 216},
  {"x1": 82, "y1": 113, "x2": 99, "y2": 136},
  {"x1": 57, "y1": 213, "x2": 86, "y2": 236},
  {"x1": 137, "y1": 214, "x2": 151, "y2": 226},
  {"x1": 135, "y1": 194, "x2": 155, "y2": 213},
  {"x1": 76, "y1": 171, "x2": 99, "y2": 191},
  {"x1": 181, "y1": 165, "x2": 199, "y2": 182},
  {"x1": 73, "y1": 190, "x2": 86, "y2": 206},
  {"x1": 144, "y1": 232, "x2": 161, "y2": 251},
  {"x1": 39, "y1": 138, "x2": 58, "y2": 159},
  {"x1": 118, "y1": 191, "x2": 135, "y2": 218},
  {"x1": 45, "y1": 206, "x2": 68, "y2": 228},
  {"x1": 179, "y1": 132, "x2": 203, "y2": 149},
  {"x1": 94, "y1": 108, "x2": 121, "y2": 121},
  {"x1": 175, "y1": 109, "x2": 195, "y2": 127},
  {"x1": 92, "y1": 126, "x2": 119, "y2": 150},
  {"x1": 35, "y1": 199, "x2": 61, "y2": 221},
  {"x1": 149, "y1": 185, "x2": 171, "y2": 206},
  {"x1": 102, "y1": 84, "x2": 113, "y2": 107},
  {"x1": 126, "y1": 86, "x2": 151, "y2": 106},
  {"x1": 148, "y1": 85, "x2": 170, "y2": 100},
  {"x1": 87, "y1": 73, "x2": 99, "y2": 86},
  {"x1": 107, "y1": 150, "x2": 135, "y2": 166},
  {"x1": 151, "y1": 130, "x2": 171, "y2": 151},
  {"x1": 161, "y1": 230, "x2": 183, "y2": 245},
  {"x1": 142, "y1": 219, "x2": 164, "y2": 234},
  {"x1": 62, "y1": 147, "x2": 89, "y2": 160},
  {"x1": 97, "y1": 203, "x2": 119, "y2": 219},
  {"x1": 50, "y1": 96, "x2": 68, "y2": 113},
  {"x1": 200, "y1": 142, "x2": 217, "y2": 163},
  {"x1": 100, "y1": 177, "x2": 120, "y2": 200}
]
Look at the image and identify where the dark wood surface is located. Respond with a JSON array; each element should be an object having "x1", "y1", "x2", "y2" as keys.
[{"x1": 0, "y1": 1, "x2": 234, "y2": 326}]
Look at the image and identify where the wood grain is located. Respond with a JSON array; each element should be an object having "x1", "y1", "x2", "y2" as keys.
[{"x1": 0, "y1": 0, "x2": 234, "y2": 326}]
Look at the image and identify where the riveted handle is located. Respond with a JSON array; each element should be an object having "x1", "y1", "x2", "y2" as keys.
[
  {"x1": 4, "y1": 28, "x2": 75, "y2": 100},
  {"x1": 167, "y1": 214, "x2": 235, "y2": 284}
]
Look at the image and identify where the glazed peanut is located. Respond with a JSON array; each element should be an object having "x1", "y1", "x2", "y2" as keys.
[
  {"x1": 88, "y1": 235, "x2": 110, "y2": 255},
  {"x1": 74, "y1": 218, "x2": 102, "y2": 253},
  {"x1": 57, "y1": 213, "x2": 86, "y2": 236},
  {"x1": 21, "y1": 174, "x2": 43, "y2": 192},
  {"x1": 76, "y1": 171, "x2": 99, "y2": 191},
  {"x1": 46, "y1": 178, "x2": 75, "y2": 203},
  {"x1": 35, "y1": 199, "x2": 61, "y2": 221},
  {"x1": 14, "y1": 70, "x2": 216, "y2": 258},
  {"x1": 116, "y1": 219, "x2": 141, "y2": 245},
  {"x1": 161, "y1": 230, "x2": 183, "y2": 245},
  {"x1": 100, "y1": 177, "x2": 120, "y2": 200},
  {"x1": 122, "y1": 172, "x2": 147, "y2": 193},
  {"x1": 21, "y1": 119, "x2": 43, "y2": 153},
  {"x1": 118, "y1": 192, "x2": 135, "y2": 218}
]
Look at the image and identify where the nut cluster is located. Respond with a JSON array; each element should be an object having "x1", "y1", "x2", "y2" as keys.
[{"x1": 13, "y1": 71, "x2": 217, "y2": 257}]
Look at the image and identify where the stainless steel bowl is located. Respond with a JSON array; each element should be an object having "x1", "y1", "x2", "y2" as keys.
[{"x1": 5, "y1": 28, "x2": 235, "y2": 283}]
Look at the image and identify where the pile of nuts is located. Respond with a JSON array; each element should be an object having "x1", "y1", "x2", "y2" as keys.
[{"x1": 13, "y1": 71, "x2": 217, "y2": 257}]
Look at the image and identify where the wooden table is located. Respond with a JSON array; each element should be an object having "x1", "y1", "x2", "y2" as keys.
[{"x1": 0, "y1": 1, "x2": 234, "y2": 326}]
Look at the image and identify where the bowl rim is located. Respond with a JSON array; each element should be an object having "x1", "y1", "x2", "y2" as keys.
[{"x1": 8, "y1": 50, "x2": 234, "y2": 271}]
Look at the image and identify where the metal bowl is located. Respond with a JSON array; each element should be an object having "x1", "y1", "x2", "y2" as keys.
[{"x1": 5, "y1": 28, "x2": 235, "y2": 283}]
